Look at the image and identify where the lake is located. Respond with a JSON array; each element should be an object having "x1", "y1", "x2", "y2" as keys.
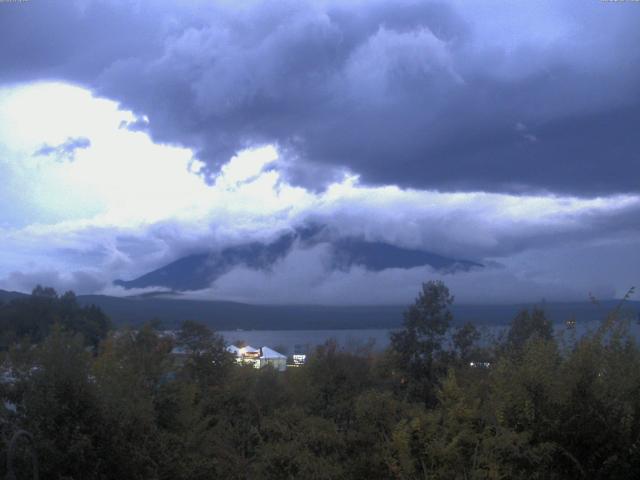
[
  {"x1": 220, "y1": 319, "x2": 640, "y2": 355},
  {"x1": 219, "y1": 328, "x2": 395, "y2": 355}
]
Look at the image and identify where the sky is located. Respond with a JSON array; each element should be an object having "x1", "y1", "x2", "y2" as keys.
[{"x1": 0, "y1": 0, "x2": 639, "y2": 305}]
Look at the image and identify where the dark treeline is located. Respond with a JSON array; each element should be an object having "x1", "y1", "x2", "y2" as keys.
[
  {"x1": 0, "y1": 282, "x2": 639, "y2": 479},
  {"x1": 0, "y1": 285, "x2": 111, "y2": 349}
]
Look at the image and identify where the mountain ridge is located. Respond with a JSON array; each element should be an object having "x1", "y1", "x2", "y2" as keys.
[
  {"x1": 4, "y1": 289, "x2": 637, "y2": 331},
  {"x1": 114, "y1": 228, "x2": 483, "y2": 291}
]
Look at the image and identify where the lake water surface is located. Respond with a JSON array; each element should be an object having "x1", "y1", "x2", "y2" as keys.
[
  {"x1": 220, "y1": 320, "x2": 640, "y2": 355},
  {"x1": 219, "y1": 328, "x2": 395, "y2": 354}
]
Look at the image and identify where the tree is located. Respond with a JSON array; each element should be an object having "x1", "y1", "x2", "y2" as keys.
[
  {"x1": 31, "y1": 285, "x2": 57, "y2": 298},
  {"x1": 506, "y1": 307, "x2": 553, "y2": 352},
  {"x1": 14, "y1": 327, "x2": 103, "y2": 479},
  {"x1": 92, "y1": 324, "x2": 171, "y2": 479},
  {"x1": 0, "y1": 287, "x2": 111, "y2": 349},
  {"x1": 452, "y1": 322, "x2": 481, "y2": 364},
  {"x1": 390, "y1": 280, "x2": 454, "y2": 405},
  {"x1": 177, "y1": 320, "x2": 234, "y2": 390},
  {"x1": 177, "y1": 320, "x2": 215, "y2": 353},
  {"x1": 304, "y1": 339, "x2": 374, "y2": 424}
]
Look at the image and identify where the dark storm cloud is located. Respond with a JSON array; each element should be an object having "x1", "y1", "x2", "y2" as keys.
[
  {"x1": 2, "y1": 0, "x2": 640, "y2": 194},
  {"x1": 34, "y1": 136, "x2": 91, "y2": 161},
  {"x1": 0, "y1": 0, "x2": 166, "y2": 84}
]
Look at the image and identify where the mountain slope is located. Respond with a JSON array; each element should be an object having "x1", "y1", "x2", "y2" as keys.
[
  {"x1": 114, "y1": 232, "x2": 296, "y2": 291},
  {"x1": 0, "y1": 289, "x2": 28, "y2": 303},
  {"x1": 332, "y1": 239, "x2": 481, "y2": 272},
  {"x1": 115, "y1": 229, "x2": 482, "y2": 291}
]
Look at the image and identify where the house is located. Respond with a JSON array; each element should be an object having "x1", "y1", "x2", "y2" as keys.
[
  {"x1": 227, "y1": 345, "x2": 287, "y2": 371},
  {"x1": 260, "y1": 347, "x2": 287, "y2": 372},
  {"x1": 292, "y1": 344, "x2": 307, "y2": 366}
]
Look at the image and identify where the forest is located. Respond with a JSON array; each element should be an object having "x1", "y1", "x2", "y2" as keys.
[{"x1": 0, "y1": 282, "x2": 638, "y2": 479}]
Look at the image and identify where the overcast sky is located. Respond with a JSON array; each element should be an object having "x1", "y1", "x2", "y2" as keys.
[{"x1": 0, "y1": 0, "x2": 639, "y2": 305}]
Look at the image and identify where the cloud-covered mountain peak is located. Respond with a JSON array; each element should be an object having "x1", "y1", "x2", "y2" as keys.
[{"x1": 113, "y1": 226, "x2": 482, "y2": 292}]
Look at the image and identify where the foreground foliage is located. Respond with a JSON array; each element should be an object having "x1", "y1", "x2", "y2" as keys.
[{"x1": 1, "y1": 282, "x2": 639, "y2": 479}]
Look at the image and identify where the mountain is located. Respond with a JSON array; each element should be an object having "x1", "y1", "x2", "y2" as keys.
[
  {"x1": 0, "y1": 289, "x2": 28, "y2": 303},
  {"x1": 114, "y1": 227, "x2": 482, "y2": 291},
  {"x1": 331, "y1": 238, "x2": 481, "y2": 272}
]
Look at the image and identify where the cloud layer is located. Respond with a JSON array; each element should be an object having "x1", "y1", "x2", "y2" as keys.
[
  {"x1": 2, "y1": 0, "x2": 640, "y2": 194},
  {"x1": 1, "y1": 2, "x2": 639, "y2": 304}
]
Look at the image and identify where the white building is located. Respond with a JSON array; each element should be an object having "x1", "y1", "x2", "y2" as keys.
[
  {"x1": 227, "y1": 345, "x2": 287, "y2": 371},
  {"x1": 292, "y1": 353, "x2": 307, "y2": 366},
  {"x1": 260, "y1": 347, "x2": 287, "y2": 372}
]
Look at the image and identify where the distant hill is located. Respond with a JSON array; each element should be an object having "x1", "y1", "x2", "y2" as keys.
[
  {"x1": 3, "y1": 289, "x2": 637, "y2": 331},
  {"x1": 114, "y1": 226, "x2": 482, "y2": 291},
  {"x1": 77, "y1": 293, "x2": 639, "y2": 331},
  {"x1": 0, "y1": 289, "x2": 28, "y2": 303},
  {"x1": 77, "y1": 294, "x2": 406, "y2": 330}
]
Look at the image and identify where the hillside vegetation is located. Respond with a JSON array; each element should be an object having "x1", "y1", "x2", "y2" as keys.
[{"x1": 0, "y1": 282, "x2": 638, "y2": 479}]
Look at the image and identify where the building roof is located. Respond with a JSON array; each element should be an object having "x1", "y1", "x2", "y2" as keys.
[
  {"x1": 227, "y1": 344, "x2": 260, "y2": 354},
  {"x1": 261, "y1": 346, "x2": 286, "y2": 359}
]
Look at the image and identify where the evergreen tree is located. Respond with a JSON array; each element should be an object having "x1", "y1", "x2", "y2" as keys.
[{"x1": 390, "y1": 280, "x2": 454, "y2": 405}]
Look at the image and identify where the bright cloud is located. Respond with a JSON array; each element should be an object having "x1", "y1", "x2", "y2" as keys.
[{"x1": 0, "y1": 82, "x2": 638, "y2": 301}]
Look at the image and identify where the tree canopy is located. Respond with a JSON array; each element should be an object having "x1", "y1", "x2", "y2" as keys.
[
  {"x1": 0, "y1": 286, "x2": 111, "y2": 349},
  {"x1": 1, "y1": 282, "x2": 639, "y2": 479}
]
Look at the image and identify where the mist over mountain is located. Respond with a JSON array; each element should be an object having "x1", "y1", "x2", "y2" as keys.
[{"x1": 114, "y1": 226, "x2": 482, "y2": 292}]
